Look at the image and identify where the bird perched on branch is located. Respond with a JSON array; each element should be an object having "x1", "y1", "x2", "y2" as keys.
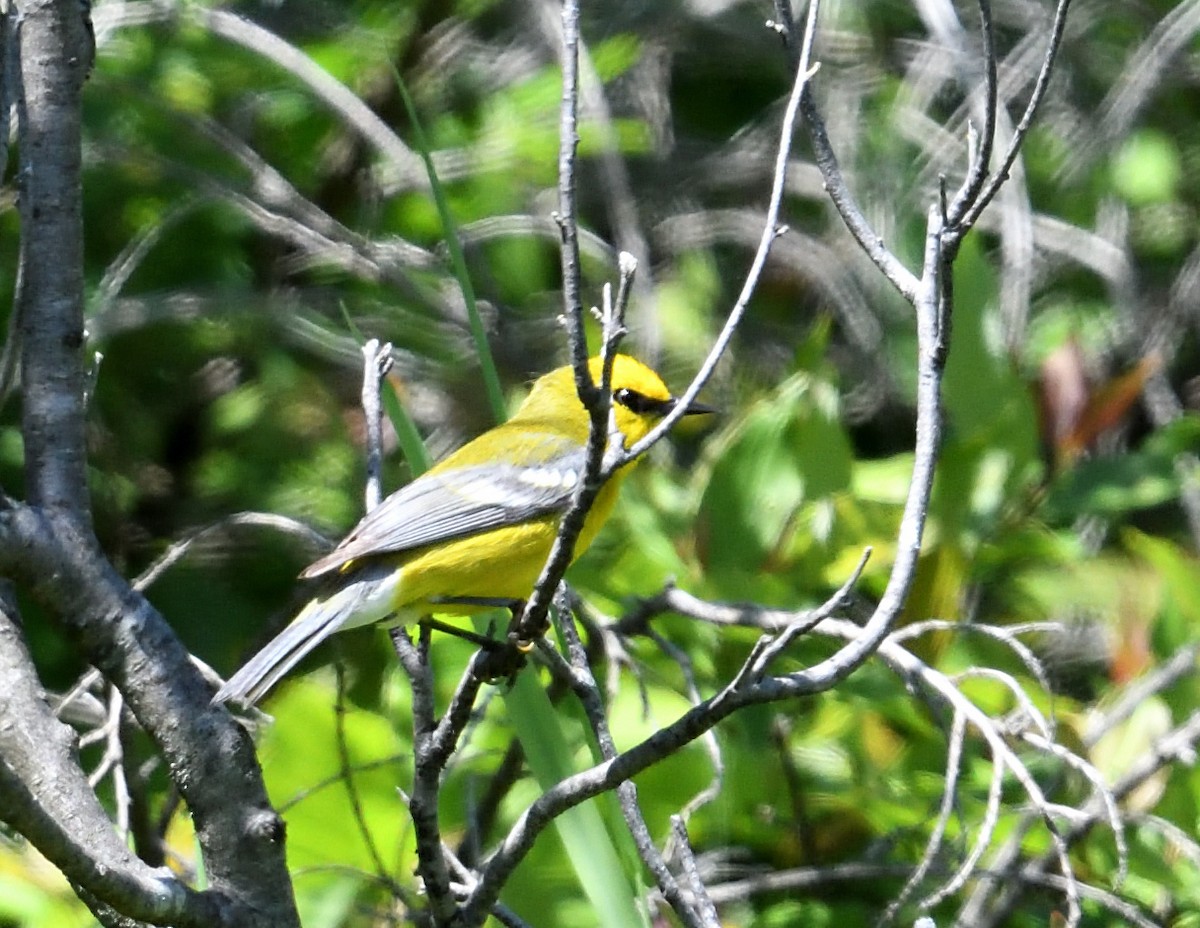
[{"x1": 214, "y1": 354, "x2": 711, "y2": 705}]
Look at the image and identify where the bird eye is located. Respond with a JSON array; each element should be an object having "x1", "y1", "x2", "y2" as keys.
[{"x1": 614, "y1": 388, "x2": 665, "y2": 414}]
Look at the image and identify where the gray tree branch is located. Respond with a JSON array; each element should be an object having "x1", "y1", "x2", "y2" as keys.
[
  {"x1": 0, "y1": 2, "x2": 299, "y2": 924},
  {"x1": 0, "y1": 596, "x2": 215, "y2": 926}
]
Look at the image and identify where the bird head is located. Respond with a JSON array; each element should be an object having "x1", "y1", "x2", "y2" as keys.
[{"x1": 516, "y1": 354, "x2": 713, "y2": 446}]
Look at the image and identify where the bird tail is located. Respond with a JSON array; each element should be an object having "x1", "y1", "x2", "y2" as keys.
[{"x1": 213, "y1": 564, "x2": 402, "y2": 706}]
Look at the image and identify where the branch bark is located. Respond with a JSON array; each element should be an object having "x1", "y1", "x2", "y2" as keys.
[
  {"x1": 0, "y1": 597, "x2": 217, "y2": 926},
  {"x1": 0, "y1": 2, "x2": 299, "y2": 925},
  {"x1": 15, "y1": 0, "x2": 92, "y2": 514}
]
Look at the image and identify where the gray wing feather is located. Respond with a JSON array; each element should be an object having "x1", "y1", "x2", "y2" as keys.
[{"x1": 301, "y1": 445, "x2": 585, "y2": 578}]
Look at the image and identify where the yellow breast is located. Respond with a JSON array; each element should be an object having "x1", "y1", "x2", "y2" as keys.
[{"x1": 392, "y1": 471, "x2": 628, "y2": 617}]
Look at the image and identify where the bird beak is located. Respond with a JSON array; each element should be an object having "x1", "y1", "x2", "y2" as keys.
[{"x1": 676, "y1": 397, "x2": 717, "y2": 416}]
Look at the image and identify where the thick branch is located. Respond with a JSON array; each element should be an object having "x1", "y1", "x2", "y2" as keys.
[
  {"x1": 7, "y1": 8, "x2": 298, "y2": 918},
  {"x1": 0, "y1": 503, "x2": 298, "y2": 925},
  {"x1": 15, "y1": 0, "x2": 91, "y2": 513},
  {"x1": 0, "y1": 601, "x2": 221, "y2": 926}
]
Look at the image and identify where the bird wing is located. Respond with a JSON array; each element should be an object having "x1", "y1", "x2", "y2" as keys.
[{"x1": 300, "y1": 436, "x2": 586, "y2": 578}]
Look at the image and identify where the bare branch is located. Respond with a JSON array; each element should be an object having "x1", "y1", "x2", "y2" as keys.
[
  {"x1": 15, "y1": 0, "x2": 91, "y2": 512},
  {"x1": 878, "y1": 709, "x2": 967, "y2": 925},
  {"x1": 6, "y1": 2, "x2": 298, "y2": 922},
  {"x1": 554, "y1": 0, "x2": 592, "y2": 393},
  {"x1": 957, "y1": 0, "x2": 1073, "y2": 232},
  {"x1": 967, "y1": 710, "x2": 1200, "y2": 927},
  {"x1": 618, "y1": 27, "x2": 823, "y2": 464},
  {"x1": 772, "y1": 0, "x2": 921, "y2": 301},
  {"x1": 943, "y1": 0, "x2": 999, "y2": 225},
  {"x1": 0, "y1": 598, "x2": 215, "y2": 926},
  {"x1": 527, "y1": 0, "x2": 660, "y2": 355},
  {"x1": 543, "y1": 593, "x2": 713, "y2": 928},
  {"x1": 669, "y1": 817, "x2": 721, "y2": 928},
  {"x1": 360, "y1": 339, "x2": 395, "y2": 513}
]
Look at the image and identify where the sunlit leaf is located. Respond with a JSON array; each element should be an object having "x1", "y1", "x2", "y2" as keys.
[{"x1": 1112, "y1": 130, "x2": 1182, "y2": 206}]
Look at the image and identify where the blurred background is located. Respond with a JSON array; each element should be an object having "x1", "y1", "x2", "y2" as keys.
[{"x1": 3, "y1": 0, "x2": 1200, "y2": 924}]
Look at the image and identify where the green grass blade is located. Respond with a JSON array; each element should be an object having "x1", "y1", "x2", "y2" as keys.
[
  {"x1": 381, "y1": 375, "x2": 431, "y2": 477},
  {"x1": 505, "y1": 671, "x2": 647, "y2": 928},
  {"x1": 391, "y1": 68, "x2": 506, "y2": 425}
]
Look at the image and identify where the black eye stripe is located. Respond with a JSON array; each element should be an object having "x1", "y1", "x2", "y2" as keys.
[{"x1": 614, "y1": 387, "x2": 671, "y2": 414}]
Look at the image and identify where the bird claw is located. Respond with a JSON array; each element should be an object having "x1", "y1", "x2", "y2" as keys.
[{"x1": 473, "y1": 642, "x2": 528, "y2": 684}]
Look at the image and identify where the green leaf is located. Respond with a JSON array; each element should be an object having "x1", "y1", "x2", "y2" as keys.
[
  {"x1": 0, "y1": 870, "x2": 85, "y2": 927},
  {"x1": 261, "y1": 680, "x2": 413, "y2": 877},
  {"x1": 383, "y1": 374, "x2": 432, "y2": 477},
  {"x1": 1043, "y1": 415, "x2": 1200, "y2": 519},
  {"x1": 696, "y1": 372, "x2": 852, "y2": 579},
  {"x1": 590, "y1": 35, "x2": 642, "y2": 82},
  {"x1": 1112, "y1": 130, "x2": 1182, "y2": 206},
  {"x1": 504, "y1": 671, "x2": 648, "y2": 928}
]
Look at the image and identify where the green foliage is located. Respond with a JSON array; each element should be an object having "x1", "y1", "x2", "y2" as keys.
[
  {"x1": 0, "y1": 866, "x2": 89, "y2": 928},
  {"x1": 1044, "y1": 416, "x2": 1200, "y2": 519},
  {"x1": 261, "y1": 681, "x2": 414, "y2": 924},
  {"x1": 10, "y1": 0, "x2": 1200, "y2": 924},
  {"x1": 1112, "y1": 130, "x2": 1182, "y2": 207},
  {"x1": 503, "y1": 672, "x2": 648, "y2": 928},
  {"x1": 696, "y1": 370, "x2": 851, "y2": 587}
]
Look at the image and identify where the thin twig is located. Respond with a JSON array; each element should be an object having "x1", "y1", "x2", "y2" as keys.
[
  {"x1": 650, "y1": 630, "x2": 724, "y2": 825},
  {"x1": 968, "y1": 711, "x2": 1200, "y2": 928},
  {"x1": 957, "y1": 0, "x2": 1074, "y2": 232},
  {"x1": 923, "y1": 747, "x2": 1005, "y2": 912},
  {"x1": 891, "y1": 619, "x2": 1060, "y2": 708},
  {"x1": 500, "y1": 0, "x2": 643, "y2": 657},
  {"x1": 951, "y1": 666, "x2": 1052, "y2": 742},
  {"x1": 773, "y1": 0, "x2": 921, "y2": 301},
  {"x1": 619, "y1": 585, "x2": 1094, "y2": 925},
  {"x1": 746, "y1": 547, "x2": 871, "y2": 682},
  {"x1": 349, "y1": 335, "x2": 454, "y2": 923},
  {"x1": 617, "y1": 34, "x2": 824, "y2": 465},
  {"x1": 132, "y1": 512, "x2": 330, "y2": 592},
  {"x1": 360, "y1": 339, "x2": 395, "y2": 513},
  {"x1": 669, "y1": 817, "x2": 721, "y2": 928},
  {"x1": 554, "y1": 0, "x2": 591, "y2": 392},
  {"x1": 877, "y1": 709, "x2": 966, "y2": 925},
  {"x1": 542, "y1": 590, "x2": 712, "y2": 928},
  {"x1": 944, "y1": 0, "x2": 998, "y2": 226},
  {"x1": 277, "y1": 754, "x2": 410, "y2": 814},
  {"x1": 401, "y1": 625, "x2": 458, "y2": 925},
  {"x1": 333, "y1": 665, "x2": 414, "y2": 911}
]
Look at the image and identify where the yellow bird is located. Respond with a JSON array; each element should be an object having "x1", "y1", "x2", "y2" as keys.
[{"x1": 214, "y1": 354, "x2": 710, "y2": 705}]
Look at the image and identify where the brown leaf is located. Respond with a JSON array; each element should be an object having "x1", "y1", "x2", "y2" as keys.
[
  {"x1": 1036, "y1": 339, "x2": 1090, "y2": 468},
  {"x1": 1036, "y1": 341, "x2": 1160, "y2": 469},
  {"x1": 1061, "y1": 353, "x2": 1161, "y2": 463}
]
